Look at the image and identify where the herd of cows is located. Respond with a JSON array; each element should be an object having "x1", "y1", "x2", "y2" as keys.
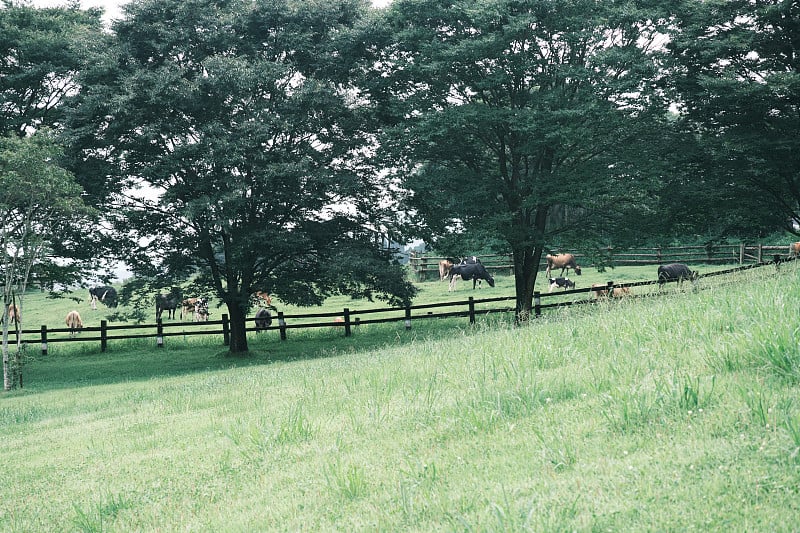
[
  {"x1": 438, "y1": 252, "x2": 702, "y2": 298},
  {"x1": 12, "y1": 242, "x2": 800, "y2": 337},
  {"x1": 59, "y1": 288, "x2": 277, "y2": 337}
]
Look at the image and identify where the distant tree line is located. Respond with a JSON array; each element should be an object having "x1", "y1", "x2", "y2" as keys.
[{"x1": 1, "y1": 0, "x2": 797, "y2": 356}]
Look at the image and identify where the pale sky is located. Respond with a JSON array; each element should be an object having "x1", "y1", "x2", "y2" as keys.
[{"x1": 29, "y1": 0, "x2": 392, "y2": 25}]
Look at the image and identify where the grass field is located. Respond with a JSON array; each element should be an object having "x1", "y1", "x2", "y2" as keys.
[{"x1": 2, "y1": 262, "x2": 799, "y2": 531}]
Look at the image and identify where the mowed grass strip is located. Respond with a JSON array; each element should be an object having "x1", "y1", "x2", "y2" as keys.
[{"x1": 1, "y1": 264, "x2": 799, "y2": 531}]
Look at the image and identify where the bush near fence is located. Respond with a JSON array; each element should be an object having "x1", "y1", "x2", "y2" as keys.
[
  {"x1": 408, "y1": 244, "x2": 789, "y2": 282},
  {"x1": 10, "y1": 260, "x2": 781, "y2": 354}
]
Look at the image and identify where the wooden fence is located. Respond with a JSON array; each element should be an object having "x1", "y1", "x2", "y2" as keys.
[
  {"x1": 409, "y1": 243, "x2": 789, "y2": 282},
  {"x1": 11, "y1": 260, "x2": 778, "y2": 354}
]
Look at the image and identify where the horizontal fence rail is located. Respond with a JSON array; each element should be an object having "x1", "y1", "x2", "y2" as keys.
[
  {"x1": 7, "y1": 259, "x2": 782, "y2": 354},
  {"x1": 408, "y1": 244, "x2": 791, "y2": 281}
]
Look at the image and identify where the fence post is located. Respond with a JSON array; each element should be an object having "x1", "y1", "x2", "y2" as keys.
[
  {"x1": 222, "y1": 313, "x2": 230, "y2": 346},
  {"x1": 757, "y1": 244, "x2": 763, "y2": 263},
  {"x1": 156, "y1": 319, "x2": 164, "y2": 348},
  {"x1": 534, "y1": 291, "x2": 541, "y2": 318},
  {"x1": 607, "y1": 280, "x2": 614, "y2": 297},
  {"x1": 739, "y1": 243, "x2": 745, "y2": 264},
  {"x1": 100, "y1": 320, "x2": 108, "y2": 352},
  {"x1": 404, "y1": 306, "x2": 412, "y2": 330},
  {"x1": 468, "y1": 297, "x2": 475, "y2": 325},
  {"x1": 40, "y1": 325, "x2": 47, "y2": 355},
  {"x1": 343, "y1": 308, "x2": 352, "y2": 337},
  {"x1": 278, "y1": 311, "x2": 287, "y2": 341}
]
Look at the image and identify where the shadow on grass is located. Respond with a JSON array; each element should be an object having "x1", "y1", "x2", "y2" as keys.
[{"x1": 18, "y1": 316, "x2": 507, "y2": 395}]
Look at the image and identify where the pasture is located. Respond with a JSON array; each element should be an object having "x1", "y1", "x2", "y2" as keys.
[{"x1": 2, "y1": 263, "x2": 799, "y2": 530}]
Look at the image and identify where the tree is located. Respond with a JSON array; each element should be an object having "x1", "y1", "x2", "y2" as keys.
[
  {"x1": 368, "y1": 0, "x2": 674, "y2": 320},
  {"x1": 0, "y1": 1, "x2": 106, "y2": 137},
  {"x1": 667, "y1": 0, "x2": 800, "y2": 237},
  {"x1": 66, "y1": 0, "x2": 416, "y2": 353},
  {"x1": 0, "y1": 131, "x2": 92, "y2": 390}
]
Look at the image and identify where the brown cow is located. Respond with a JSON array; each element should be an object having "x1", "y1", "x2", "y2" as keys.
[
  {"x1": 5, "y1": 304, "x2": 19, "y2": 324},
  {"x1": 591, "y1": 283, "x2": 631, "y2": 299},
  {"x1": 65, "y1": 310, "x2": 84, "y2": 337},
  {"x1": 545, "y1": 253, "x2": 582, "y2": 278},
  {"x1": 438, "y1": 260, "x2": 454, "y2": 282},
  {"x1": 790, "y1": 242, "x2": 800, "y2": 258}
]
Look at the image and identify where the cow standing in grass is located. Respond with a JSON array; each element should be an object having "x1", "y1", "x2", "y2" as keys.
[
  {"x1": 254, "y1": 308, "x2": 272, "y2": 332},
  {"x1": 89, "y1": 286, "x2": 118, "y2": 309},
  {"x1": 156, "y1": 292, "x2": 181, "y2": 320},
  {"x1": 657, "y1": 263, "x2": 699, "y2": 286},
  {"x1": 449, "y1": 261, "x2": 495, "y2": 291},
  {"x1": 65, "y1": 310, "x2": 83, "y2": 337},
  {"x1": 545, "y1": 254, "x2": 582, "y2": 278}
]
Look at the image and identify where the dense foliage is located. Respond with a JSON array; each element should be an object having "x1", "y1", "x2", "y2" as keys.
[{"x1": 1, "y1": 0, "x2": 797, "y2": 347}]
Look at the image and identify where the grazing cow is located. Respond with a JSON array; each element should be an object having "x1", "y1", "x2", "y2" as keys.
[
  {"x1": 790, "y1": 242, "x2": 800, "y2": 258},
  {"x1": 548, "y1": 277, "x2": 575, "y2": 292},
  {"x1": 89, "y1": 286, "x2": 118, "y2": 309},
  {"x1": 156, "y1": 292, "x2": 181, "y2": 320},
  {"x1": 180, "y1": 297, "x2": 208, "y2": 321},
  {"x1": 449, "y1": 262, "x2": 495, "y2": 291},
  {"x1": 194, "y1": 298, "x2": 209, "y2": 322},
  {"x1": 591, "y1": 283, "x2": 631, "y2": 299},
  {"x1": 438, "y1": 260, "x2": 454, "y2": 282},
  {"x1": 657, "y1": 263, "x2": 699, "y2": 286},
  {"x1": 545, "y1": 254, "x2": 582, "y2": 278},
  {"x1": 254, "y1": 308, "x2": 272, "y2": 332},
  {"x1": 65, "y1": 310, "x2": 83, "y2": 337}
]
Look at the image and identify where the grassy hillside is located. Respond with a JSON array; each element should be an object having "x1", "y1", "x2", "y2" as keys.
[{"x1": 1, "y1": 263, "x2": 799, "y2": 531}]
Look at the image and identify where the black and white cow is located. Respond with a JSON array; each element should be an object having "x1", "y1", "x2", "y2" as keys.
[
  {"x1": 548, "y1": 277, "x2": 575, "y2": 292},
  {"x1": 657, "y1": 263, "x2": 699, "y2": 286},
  {"x1": 89, "y1": 286, "x2": 118, "y2": 309},
  {"x1": 449, "y1": 261, "x2": 495, "y2": 291}
]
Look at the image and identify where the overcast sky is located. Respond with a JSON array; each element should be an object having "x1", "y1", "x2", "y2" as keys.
[{"x1": 29, "y1": 0, "x2": 392, "y2": 25}]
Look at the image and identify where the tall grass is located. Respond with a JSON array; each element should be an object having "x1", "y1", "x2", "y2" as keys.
[{"x1": 2, "y1": 264, "x2": 800, "y2": 531}]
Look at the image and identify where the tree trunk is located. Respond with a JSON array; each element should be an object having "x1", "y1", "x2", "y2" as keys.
[
  {"x1": 226, "y1": 302, "x2": 249, "y2": 353},
  {"x1": 512, "y1": 207, "x2": 548, "y2": 323},
  {"x1": 2, "y1": 304, "x2": 12, "y2": 391},
  {"x1": 513, "y1": 245, "x2": 543, "y2": 322}
]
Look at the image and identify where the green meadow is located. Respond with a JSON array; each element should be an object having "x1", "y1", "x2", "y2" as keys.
[{"x1": 2, "y1": 262, "x2": 799, "y2": 531}]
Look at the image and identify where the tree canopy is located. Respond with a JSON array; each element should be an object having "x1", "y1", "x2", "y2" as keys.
[
  {"x1": 366, "y1": 0, "x2": 675, "y2": 318},
  {"x1": 66, "y1": 0, "x2": 416, "y2": 352},
  {"x1": 668, "y1": 0, "x2": 800, "y2": 237}
]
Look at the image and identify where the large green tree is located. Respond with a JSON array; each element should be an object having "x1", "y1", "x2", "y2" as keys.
[
  {"x1": 368, "y1": 0, "x2": 675, "y2": 319},
  {"x1": 66, "y1": 0, "x2": 416, "y2": 352},
  {"x1": 668, "y1": 0, "x2": 800, "y2": 237}
]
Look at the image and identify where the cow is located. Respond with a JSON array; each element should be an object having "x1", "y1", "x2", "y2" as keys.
[
  {"x1": 194, "y1": 298, "x2": 209, "y2": 322},
  {"x1": 548, "y1": 277, "x2": 575, "y2": 292},
  {"x1": 438, "y1": 260, "x2": 454, "y2": 282},
  {"x1": 545, "y1": 254, "x2": 582, "y2": 278},
  {"x1": 449, "y1": 262, "x2": 495, "y2": 291},
  {"x1": 180, "y1": 297, "x2": 208, "y2": 321},
  {"x1": 591, "y1": 283, "x2": 631, "y2": 299},
  {"x1": 65, "y1": 310, "x2": 83, "y2": 337},
  {"x1": 89, "y1": 286, "x2": 118, "y2": 310},
  {"x1": 657, "y1": 263, "x2": 699, "y2": 286},
  {"x1": 4, "y1": 304, "x2": 19, "y2": 324},
  {"x1": 254, "y1": 308, "x2": 272, "y2": 332},
  {"x1": 790, "y1": 242, "x2": 800, "y2": 258},
  {"x1": 156, "y1": 292, "x2": 181, "y2": 320}
]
